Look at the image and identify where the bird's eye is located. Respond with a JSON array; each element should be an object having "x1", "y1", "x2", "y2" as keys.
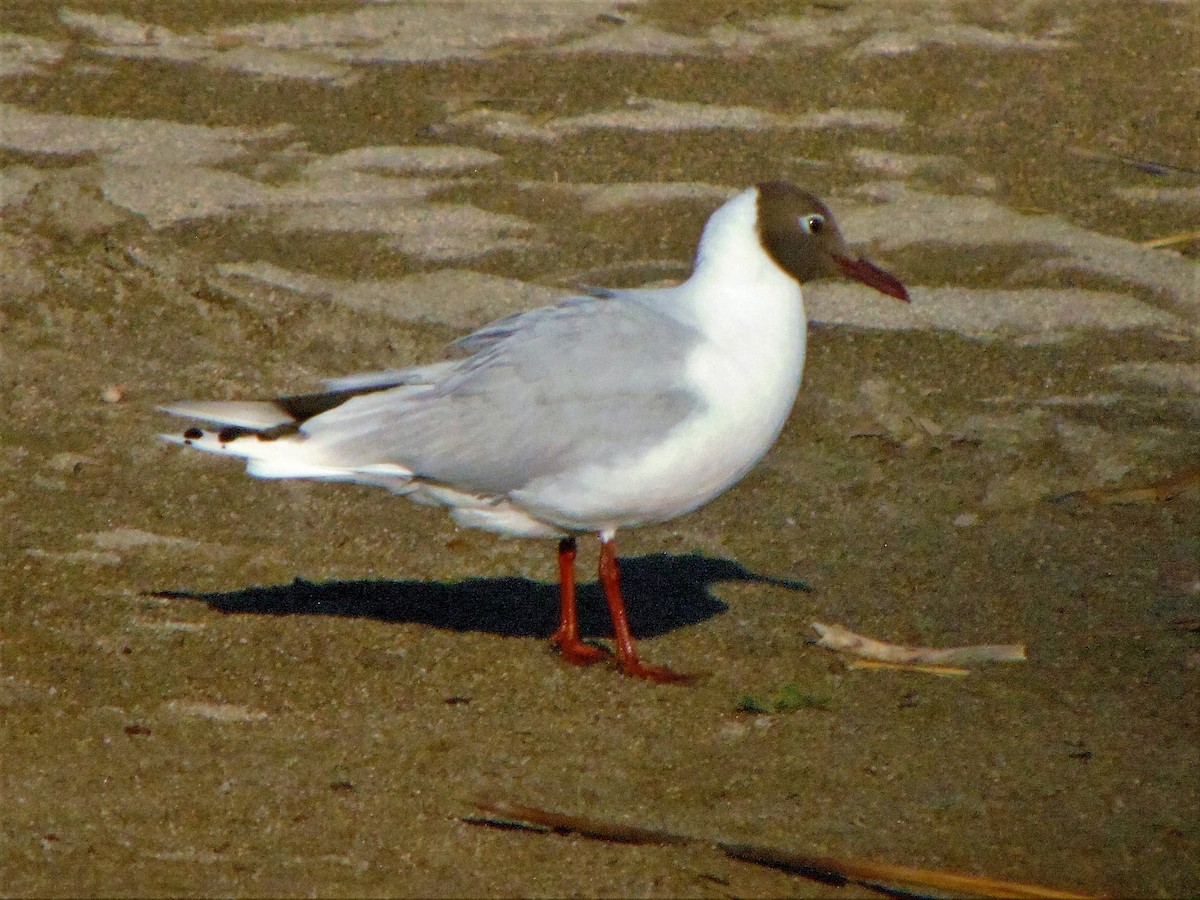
[{"x1": 800, "y1": 214, "x2": 825, "y2": 234}]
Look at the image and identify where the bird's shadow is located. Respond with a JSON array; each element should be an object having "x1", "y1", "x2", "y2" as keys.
[{"x1": 154, "y1": 553, "x2": 811, "y2": 640}]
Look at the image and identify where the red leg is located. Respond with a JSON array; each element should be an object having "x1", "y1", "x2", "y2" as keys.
[
  {"x1": 598, "y1": 533, "x2": 692, "y2": 684},
  {"x1": 549, "y1": 536, "x2": 608, "y2": 665}
]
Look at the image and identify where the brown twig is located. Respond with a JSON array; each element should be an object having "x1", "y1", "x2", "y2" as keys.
[
  {"x1": 1067, "y1": 147, "x2": 1200, "y2": 179},
  {"x1": 1141, "y1": 230, "x2": 1200, "y2": 249},
  {"x1": 472, "y1": 799, "x2": 691, "y2": 846},
  {"x1": 1060, "y1": 463, "x2": 1200, "y2": 505},
  {"x1": 467, "y1": 799, "x2": 1100, "y2": 899}
]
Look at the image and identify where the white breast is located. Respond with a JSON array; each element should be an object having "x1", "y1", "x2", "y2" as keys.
[{"x1": 515, "y1": 187, "x2": 808, "y2": 531}]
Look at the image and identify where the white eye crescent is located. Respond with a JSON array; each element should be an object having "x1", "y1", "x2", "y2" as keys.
[{"x1": 799, "y1": 213, "x2": 825, "y2": 234}]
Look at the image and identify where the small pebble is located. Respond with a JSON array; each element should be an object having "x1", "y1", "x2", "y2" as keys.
[{"x1": 101, "y1": 385, "x2": 125, "y2": 403}]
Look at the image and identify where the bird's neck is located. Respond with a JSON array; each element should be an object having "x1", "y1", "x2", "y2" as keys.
[{"x1": 683, "y1": 189, "x2": 806, "y2": 344}]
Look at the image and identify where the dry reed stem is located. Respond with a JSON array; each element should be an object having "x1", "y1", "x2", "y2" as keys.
[
  {"x1": 468, "y1": 798, "x2": 1100, "y2": 899},
  {"x1": 812, "y1": 621, "x2": 1026, "y2": 666}
]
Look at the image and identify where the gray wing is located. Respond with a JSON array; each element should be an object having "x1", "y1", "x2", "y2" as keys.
[
  {"x1": 451, "y1": 286, "x2": 669, "y2": 354},
  {"x1": 301, "y1": 293, "x2": 704, "y2": 496},
  {"x1": 320, "y1": 361, "x2": 457, "y2": 393}
]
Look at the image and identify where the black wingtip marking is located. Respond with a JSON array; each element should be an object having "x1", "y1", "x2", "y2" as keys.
[
  {"x1": 276, "y1": 384, "x2": 398, "y2": 424},
  {"x1": 205, "y1": 423, "x2": 302, "y2": 444},
  {"x1": 217, "y1": 426, "x2": 240, "y2": 443}
]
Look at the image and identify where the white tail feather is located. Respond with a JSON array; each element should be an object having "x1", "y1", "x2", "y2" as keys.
[{"x1": 162, "y1": 426, "x2": 416, "y2": 492}]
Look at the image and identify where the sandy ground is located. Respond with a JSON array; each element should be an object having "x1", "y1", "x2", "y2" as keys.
[{"x1": 1, "y1": 0, "x2": 1198, "y2": 896}]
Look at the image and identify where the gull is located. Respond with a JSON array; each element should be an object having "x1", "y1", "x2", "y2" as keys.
[{"x1": 162, "y1": 182, "x2": 909, "y2": 683}]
